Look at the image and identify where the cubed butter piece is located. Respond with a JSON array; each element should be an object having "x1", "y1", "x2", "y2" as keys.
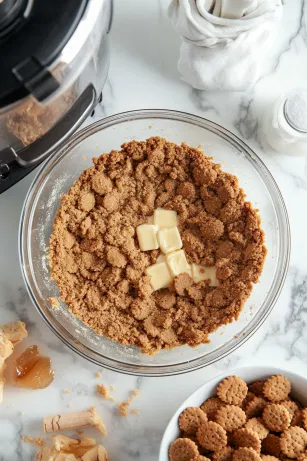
[
  {"x1": 136, "y1": 224, "x2": 159, "y2": 251},
  {"x1": 166, "y1": 250, "x2": 192, "y2": 277},
  {"x1": 145, "y1": 262, "x2": 172, "y2": 291},
  {"x1": 154, "y1": 208, "x2": 178, "y2": 228},
  {"x1": 158, "y1": 227, "x2": 182, "y2": 254},
  {"x1": 192, "y1": 264, "x2": 218, "y2": 287}
]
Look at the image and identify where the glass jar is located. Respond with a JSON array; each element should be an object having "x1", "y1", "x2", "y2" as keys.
[{"x1": 265, "y1": 89, "x2": 307, "y2": 156}]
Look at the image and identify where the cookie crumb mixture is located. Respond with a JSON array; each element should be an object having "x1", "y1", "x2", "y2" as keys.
[{"x1": 50, "y1": 137, "x2": 266, "y2": 355}]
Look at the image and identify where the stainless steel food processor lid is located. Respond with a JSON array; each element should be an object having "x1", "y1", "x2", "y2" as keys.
[{"x1": 0, "y1": 0, "x2": 88, "y2": 108}]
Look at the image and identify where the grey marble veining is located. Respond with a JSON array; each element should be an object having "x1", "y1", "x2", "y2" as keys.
[{"x1": 1, "y1": 0, "x2": 307, "y2": 460}]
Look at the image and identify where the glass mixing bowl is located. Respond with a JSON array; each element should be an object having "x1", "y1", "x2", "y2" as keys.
[{"x1": 19, "y1": 110, "x2": 290, "y2": 376}]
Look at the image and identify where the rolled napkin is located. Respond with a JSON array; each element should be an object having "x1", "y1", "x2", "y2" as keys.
[{"x1": 168, "y1": 0, "x2": 283, "y2": 91}]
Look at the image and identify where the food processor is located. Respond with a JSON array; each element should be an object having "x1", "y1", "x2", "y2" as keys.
[{"x1": 0, "y1": 0, "x2": 112, "y2": 193}]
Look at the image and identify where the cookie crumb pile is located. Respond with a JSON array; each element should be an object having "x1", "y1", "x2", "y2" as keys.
[
  {"x1": 169, "y1": 374, "x2": 307, "y2": 461},
  {"x1": 50, "y1": 137, "x2": 266, "y2": 355}
]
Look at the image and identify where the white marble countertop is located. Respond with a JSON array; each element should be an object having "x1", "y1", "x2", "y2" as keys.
[{"x1": 1, "y1": 0, "x2": 307, "y2": 460}]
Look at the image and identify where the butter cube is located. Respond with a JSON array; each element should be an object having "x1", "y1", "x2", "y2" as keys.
[
  {"x1": 158, "y1": 227, "x2": 182, "y2": 254},
  {"x1": 136, "y1": 224, "x2": 159, "y2": 251},
  {"x1": 192, "y1": 264, "x2": 218, "y2": 287},
  {"x1": 154, "y1": 208, "x2": 178, "y2": 228},
  {"x1": 145, "y1": 262, "x2": 172, "y2": 291},
  {"x1": 166, "y1": 250, "x2": 192, "y2": 277}
]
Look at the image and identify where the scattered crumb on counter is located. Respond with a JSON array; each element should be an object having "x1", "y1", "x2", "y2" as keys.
[
  {"x1": 49, "y1": 297, "x2": 59, "y2": 309},
  {"x1": 96, "y1": 372, "x2": 102, "y2": 379},
  {"x1": 97, "y1": 384, "x2": 115, "y2": 401},
  {"x1": 64, "y1": 388, "x2": 71, "y2": 394},
  {"x1": 82, "y1": 155, "x2": 87, "y2": 161},
  {"x1": 148, "y1": 125, "x2": 152, "y2": 129},
  {"x1": 110, "y1": 385, "x2": 116, "y2": 391},
  {"x1": 118, "y1": 389, "x2": 140, "y2": 417},
  {"x1": 21, "y1": 436, "x2": 45, "y2": 447},
  {"x1": 131, "y1": 409, "x2": 140, "y2": 416}
]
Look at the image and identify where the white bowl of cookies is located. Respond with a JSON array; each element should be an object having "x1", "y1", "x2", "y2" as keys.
[{"x1": 159, "y1": 366, "x2": 307, "y2": 461}]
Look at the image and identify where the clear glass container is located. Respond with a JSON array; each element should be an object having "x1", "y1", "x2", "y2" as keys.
[
  {"x1": 19, "y1": 110, "x2": 290, "y2": 377},
  {"x1": 265, "y1": 89, "x2": 307, "y2": 156}
]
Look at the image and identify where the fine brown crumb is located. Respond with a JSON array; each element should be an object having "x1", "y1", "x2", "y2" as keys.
[
  {"x1": 131, "y1": 409, "x2": 140, "y2": 416},
  {"x1": 96, "y1": 371, "x2": 102, "y2": 379},
  {"x1": 97, "y1": 384, "x2": 115, "y2": 402},
  {"x1": 118, "y1": 389, "x2": 140, "y2": 416},
  {"x1": 7, "y1": 92, "x2": 74, "y2": 147},
  {"x1": 64, "y1": 388, "x2": 71, "y2": 394},
  {"x1": 49, "y1": 297, "x2": 59, "y2": 309},
  {"x1": 21, "y1": 436, "x2": 45, "y2": 447},
  {"x1": 49, "y1": 137, "x2": 266, "y2": 355}
]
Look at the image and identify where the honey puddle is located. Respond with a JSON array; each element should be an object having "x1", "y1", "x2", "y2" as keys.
[{"x1": 12, "y1": 345, "x2": 54, "y2": 389}]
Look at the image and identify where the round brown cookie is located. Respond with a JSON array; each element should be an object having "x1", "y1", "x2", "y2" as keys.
[
  {"x1": 263, "y1": 375, "x2": 291, "y2": 402},
  {"x1": 245, "y1": 418, "x2": 269, "y2": 440},
  {"x1": 212, "y1": 446, "x2": 234, "y2": 461},
  {"x1": 281, "y1": 400, "x2": 300, "y2": 421},
  {"x1": 215, "y1": 405, "x2": 246, "y2": 432},
  {"x1": 279, "y1": 455, "x2": 293, "y2": 461},
  {"x1": 302, "y1": 408, "x2": 307, "y2": 431},
  {"x1": 260, "y1": 456, "x2": 279, "y2": 461},
  {"x1": 280, "y1": 426, "x2": 307, "y2": 458},
  {"x1": 169, "y1": 438, "x2": 199, "y2": 461},
  {"x1": 197, "y1": 421, "x2": 227, "y2": 451},
  {"x1": 262, "y1": 434, "x2": 281, "y2": 457},
  {"x1": 242, "y1": 392, "x2": 256, "y2": 410},
  {"x1": 262, "y1": 404, "x2": 291, "y2": 432},
  {"x1": 292, "y1": 409, "x2": 303, "y2": 427},
  {"x1": 249, "y1": 381, "x2": 265, "y2": 396},
  {"x1": 200, "y1": 397, "x2": 225, "y2": 421},
  {"x1": 297, "y1": 452, "x2": 307, "y2": 461},
  {"x1": 217, "y1": 376, "x2": 248, "y2": 406},
  {"x1": 182, "y1": 432, "x2": 209, "y2": 456},
  {"x1": 245, "y1": 396, "x2": 267, "y2": 419},
  {"x1": 182, "y1": 433, "x2": 200, "y2": 446},
  {"x1": 190, "y1": 457, "x2": 211, "y2": 461},
  {"x1": 232, "y1": 428, "x2": 261, "y2": 453},
  {"x1": 179, "y1": 407, "x2": 208, "y2": 435},
  {"x1": 232, "y1": 447, "x2": 261, "y2": 461}
]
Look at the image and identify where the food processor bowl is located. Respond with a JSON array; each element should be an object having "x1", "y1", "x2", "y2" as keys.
[
  {"x1": 19, "y1": 110, "x2": 290, "y2": 377},
  {"x1": 0, "y1": 0, "x2": 112, "y2": 193}
]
